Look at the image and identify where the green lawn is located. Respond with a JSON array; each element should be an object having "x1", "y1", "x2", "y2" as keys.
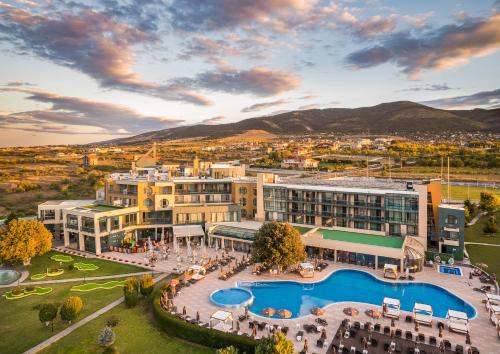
[
  {"x1": 3, "y1": 286, "x2": 53, "y2": 300},
  {"x1": 42, "y1": 303, "x2": 214, "y2": 354},
  {"x1": 73, "y1": 262, "x2": 99, "y2": 271},
  {"x1": 0, "y1": 281, "x2": 124, "y2": 354},
  {"x1": 465, "y1": 211, "x2": 500, "y2": 245},
  {"x1": 466, "y1": 244, "x2": 500, "y2": 277},
  {"x1": 444, "y1": 185, "x2": 499, "y2": 201},
  {"x1": 25, "y1": 251, "x2": 146, "y2": 281}
]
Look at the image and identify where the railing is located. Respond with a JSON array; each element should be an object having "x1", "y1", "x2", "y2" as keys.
[
  {"x1": 80, "y1": 226, "x2": 95, "y2": 233},
  {"x1": 65, "y1": 223, "x2": 78, "y2": 230},
  {"x1": 142, "y1": 219, "x2": 172, "y2": 225}
]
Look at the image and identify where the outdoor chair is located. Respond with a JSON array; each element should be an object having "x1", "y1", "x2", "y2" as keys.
[
  {"x1": 317, "y1": 339, "x2": 324, "y2": 348},
  {"x1": 429, "y1": 336, "x2": 437, "y2": 346},
  {"x1": 417, "y1": 333, "x2": 425, "y2": 343},
  {"x1": 374, "y1": 323, "x2": 381, "y2": 332},
  {"x1": 258, "y1": 322, "x2": 266, "y2": 331},
  {"x1": 384, "y1": 343, "x2": 390, "y2": 351},
  {"x1": 405, "y1": 331, "x2": 412, "y2": 340},
  {"x1": 470, "y1": 346, "x2": 480, "y2": 354},
  {"x1": 456, "y1": 344, "x2": 464, "y2": 354},
  {"x1": 444, "y1": 340, "x2": 451, "y2": 350},
  {"x1": 354, "y1": 321, "x2": 361, "y2": 329},
  {"x1": 296, "y1": 330, "x2": 304, "y2": 341},
  {"x1": 281, "y1": 326, "x2": 288, "y2": 335},
  {"x1": 395, "y1": 329, "x2": 402, "y2": 338},
  {"x1": 405, "y1": 315, "x2": 413, "y2": 323},
  {"x1": 370, "y1": 338, "x2": 378, "y2": 347},
  {"x1": 384, "y1": 326, "x2": 391, "y2": 335}
]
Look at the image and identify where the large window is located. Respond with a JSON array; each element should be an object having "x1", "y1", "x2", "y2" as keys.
[
  {"x1": 239, "y1": 187, "x2": 247, "y2": 194},
  {"x1": 143, "y1": 198, "x2": 153, "y2": 207},
  {"x1": 445, "y1": 215, "x2": 458, "y2": 225}
]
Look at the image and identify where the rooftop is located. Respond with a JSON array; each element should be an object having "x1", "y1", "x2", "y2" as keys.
[
  {"x1": 81, "y1": 204, "x2": 124, "y2": 212},
  {"x1": 39, "y1": 199, "x2": 95, "y2": 207},
  {"x1": 316, "y1": 228, "x2": 405, "y2": 249}
]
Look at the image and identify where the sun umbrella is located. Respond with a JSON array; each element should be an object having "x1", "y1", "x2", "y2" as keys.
[
  {"x1": 303, "y1": 338, "x2": 309, "y2": 352},
  {"x1": 182, "y1": 306, "x2": 186, "y2": 315},
  {"x1": 278, "y1": 309, "x2": 292, "y2": 319},
  {"x1": 343, "y1": 307, "x2": 359, "y2": 317},
  {"x1": 311, "y1": 307, "x2": 325, "y2": 316},
  {"x1": 196, "y1": 311, "x2": 200, "y2": 322},
  {"x1": 262, "y1": 307, "x2": 276, "y2": 317},
  {"x1": 252, "y1": 325, "x2": 257, "y2": 337}
]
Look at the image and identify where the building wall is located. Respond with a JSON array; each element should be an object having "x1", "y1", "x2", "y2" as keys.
[
  {"x1": 232, "y1": 181, "x2": 257, "y2": 219},
  {"x1": 438, "y1": 205, "x2": 465, "y2": 256}
]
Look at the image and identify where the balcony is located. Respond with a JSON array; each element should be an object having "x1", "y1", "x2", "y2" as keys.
[
  {"x1": 367, "y1": 203, "x2": 382, "y2": 208},
  {"x1": 80, "y1": 226, "x2": 95, "y2": 233},
  {"x1": 142, "y1": 219, "x2": 172, "y2": 225},
  {"x1": 65, "y1": 223, "x2": 78, "y2": 230},
  {"x1": 354, "y1": 201, "x2": 367, "y2": 207}
]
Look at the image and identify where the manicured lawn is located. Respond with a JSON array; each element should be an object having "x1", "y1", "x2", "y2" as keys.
[
  {"x1": 50, "y1": 255, "x2": 74, "y2": 262},
  {"x1": 3, "y1": 286, "x2": 53, "y2": 300},
  {"x1": 465, "y1": 211, "x2": 500, "y2": 245},
  {"x1": 466, "y1": 244, "x2": 500, "y2": 277},
  {"x1": 25, "y1": 251, "x2": 146, "y2": 281},
  {"x1": 42, "y1": 303, "x2": 214, "y2": 354},
  {"x1": 0, "y1": 281, "x2": 124, "y2": 354},
  {"x1": 73, "y1": 262, "x2": 99, "y2": 271},
  {"x1": 444, "y1": 185, "x2": 499, "y2": 201},
  {"x1": 70, "y1": 280, "x2": 125, "y2": 292}
]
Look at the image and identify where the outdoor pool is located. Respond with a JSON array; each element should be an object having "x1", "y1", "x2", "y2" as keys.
[
  {"x1": 438, "y1": 265, "x2": 463, "y2": 276},
  {"x1": 0, "y1": 269, "x2": 20, "y2": 285},
  {"x1": 241, "y1": 269, "x2": 476, "y2": 319},
  {"x1": 210, "y1": 287, "x2": 254, "y2": 308}
]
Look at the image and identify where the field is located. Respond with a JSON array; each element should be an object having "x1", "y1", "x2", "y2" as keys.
[
  {"x1": 0, "y1": 281, "x2": 124, "y2": 354},
  {"x1": 26, "y1": 251, "x2": 146, "y2": 281},
  {"x1": 464, "y1": 211, "x2": 500, "y2": 245},
  {"x1": 466, "y1": 244, "x2": 500, "y2": 277},
  {"x1": 42, "y1": 303, "x2": 213, "y2": 354},
  {"x1": 444, "y1": 185, "x2": 499, "y2": 201}
]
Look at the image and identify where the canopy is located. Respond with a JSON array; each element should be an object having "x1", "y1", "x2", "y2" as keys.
[
  {"x1": 446, "y1": 310, "x2": 468, "y2": 321},
  {"x1": 414, "y1": 303, "x2": 433, "y2": 313},
  {"x1": 173, "y1": 225, "x2": 205, "y2": 238},
  {"x1": 211, "y1": 310, "x2": 232, "y2": 322},
  {"x1": 300, "y1": 262, "x2": 314, "y2": 269},
  {"x1": 384, "y1": 297, "x2": 400, "y2": 307},
  {"x1": 384, "y1": 264, "x2": 398, "y2": 272}
]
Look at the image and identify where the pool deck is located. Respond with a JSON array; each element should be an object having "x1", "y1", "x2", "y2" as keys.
[{"x1": 103, "y1": 247, "x2": 500, "y2": 353}]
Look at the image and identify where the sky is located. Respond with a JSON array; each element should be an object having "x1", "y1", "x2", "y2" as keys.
[{"x1": 0, "y1": 0, "x2": 499, "y2": 147}]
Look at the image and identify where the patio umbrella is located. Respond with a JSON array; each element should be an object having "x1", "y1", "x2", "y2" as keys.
[
  {"x1": 311, "y1": 307, "x2": 325, "y2": 316},
  {"x1": 278, "y1": 309, "x2": 292, "y2": 319},
  {"x1": 196, "y1": 311, "x2": 200, "y2": 322},
  {"x1": 262, "y1": 307, "x2": 276, "y2": 317},
  {"x1": 438, "y1": 326, "x2": 443, "y2": 338},
  {"x1": 343, "y1": 307, "x2": 359, "y2": 317},
  {"x1": 182, "y1": 306, "x2": 186, "y2": 315},
  {"x1": 252, "y1": 325, "x2": 257, "y2": 337},
  {"x1": 236, "y1": 321, "x2": 240, "y2": 331},
  {"x1": 303, "y1": 339, "x2": 309, "y2": 352},
  {"x1": 466, "y1": 332, "x2": 471, "y2": 345}
]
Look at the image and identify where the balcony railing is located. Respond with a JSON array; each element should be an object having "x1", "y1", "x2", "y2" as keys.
[
  {"x1": 65, "y1": 223, "x2": 78, "y2": 230},
  {"x1": 142, "y1": 219, "x2": 172, "y2": 225},
  {"x1": 80, "y1": 226, "x2": 95, "y2": 233}
]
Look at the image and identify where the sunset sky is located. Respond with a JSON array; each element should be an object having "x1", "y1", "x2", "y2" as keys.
[{"x1": 0, "y1": 0, "x2": 499, "y2": 147}]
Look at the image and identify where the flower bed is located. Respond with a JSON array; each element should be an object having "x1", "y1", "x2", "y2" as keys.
[
  {"x1": 50, "y1": 254, "x2": 74, "y2": 262},
  {"x1": 73, "y1": 262, "x2": 99, "y2": 271},
  {"x1": 3, "y1": 286, "x2": 53, "y2": 300},
  {"x1": 46, "y1": 268, "x2": 65, "y2": 277},
  {"x1": 70, "y1": 280, "x2": 125, "y2": 292},
  {"x1": 30, "y1": 273, "x2": 47, "y2": 280}
]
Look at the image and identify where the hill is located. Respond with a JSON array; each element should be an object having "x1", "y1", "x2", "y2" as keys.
[{"x1": 102, "y1": 101, "x2": 499, "y2": 145}]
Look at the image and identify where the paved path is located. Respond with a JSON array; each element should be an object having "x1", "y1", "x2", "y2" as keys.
[
  {"x1": 23, "y1": 272, "x2": 169, "y2": 354},
  {"x1": 0, "y1": 271, "x2": 160, "y2": 288},
  {"x1": 467, "y1": 212, "x2": 486, "y2": 226},
  {"x1": 464, "y1": 242, "x2": 500, "y2": 247}
]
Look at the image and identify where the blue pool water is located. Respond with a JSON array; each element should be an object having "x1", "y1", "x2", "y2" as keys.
[
  {"x1": 244, "y1": 269, "x2": 475, "y2": 319},
  {"x1": 210, "y1": 287, "x2": 254, "y2": 308},
  {"x1": 438, "y1": 265, "x2": 463, "y2": 276}
]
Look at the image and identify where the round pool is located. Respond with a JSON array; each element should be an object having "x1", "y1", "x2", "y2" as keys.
[
  {"x1": 210, "y1": 287, "x2": 254, "y2": 308},
  {"x1": 0, "y1": 270, "x2": 20, "y2": 285}
]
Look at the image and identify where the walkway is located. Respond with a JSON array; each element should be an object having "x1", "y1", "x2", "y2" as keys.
[
  {"x1": 0, "y1": 271, "x2": 160, "y2": 288},
  {"x1": 23, "y1": 272, "x2": 169, "y2": 354},
  {"x1": 464, "y1": 242, "x2": 500, "y2": 247}
]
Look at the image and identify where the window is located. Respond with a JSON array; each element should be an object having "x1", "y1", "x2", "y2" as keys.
[
  {"x1": 161, "y1": 199, "x2": 169, "y2": 208},
  {"x1": 240, "y1": 197, "x2": 247, "y2": 206},
  {"x1": 239, "y1": 187, "x2": 247, "y2": 194},
  {"x1": 143, "y1": 198, "x2": 153, "y2": 207},
  {"x1": 445, "y1": 215, "x2": 458, "y2": 225}
]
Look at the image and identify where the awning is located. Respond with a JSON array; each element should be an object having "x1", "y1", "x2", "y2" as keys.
[
  {"x1": 414, "y1": 303, "x2": 433, "y2": 313},
  {"x1": 446, "y1": 310, "x2": 468, "y2": 320},
  {"x1": 300, "y1": 262, "x2": 314, "y2": 269},
  {"x1": 383, "y1": 297, "x2": 400, "y2": 307},
  {"x1": 384, "y1": 264, "x2": 398, "y2": 272},
  {"x1": 173, "y1": 225, "x2": 205, "y2": 238},
  {"x1": 211, "y1": 310, "x2": 232, "y2": 322}
]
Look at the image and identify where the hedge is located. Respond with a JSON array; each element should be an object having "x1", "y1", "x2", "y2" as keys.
[{"x1": 152, "y1": 297, "x2": 257, "y2": 353}]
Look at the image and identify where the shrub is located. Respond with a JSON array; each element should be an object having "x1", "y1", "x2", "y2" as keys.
[
  {"x1": 98, "y1": 326, "x2": 116, "y2": 347},
  {"x1": 124, "y1": 291, "x2": 139, "y2": 308},
  {"x1": 139, "y1": 274, "x2": 154, "y2": 297},
  {"x1": 12, "y1": 287, "x2": 23, "y2": 295},
  {"x1": 484, "y1": 216, "x2": 498, "y2": 234},
  {"x1": 68, "y1": 264, "x2": 75, "y2": 271},
  {"x1": 106, "y1": 316, "x2": 119, "y2": 328},
  {"x1": 255, "y1": 332, "x2": 294, "y2": 354},
  {"x1": 217, "y1": 346, "x2": 239, "y2": 354},
  {"x1": 60, "y1": 296, "x2": 83, "y2": 323},
  {"x1": 39, "y1": 303, "x2": 58, "y2": 331},
  {"x1": 124, "y1": 277, "x2": 139, "y2": 308},
  {"x1": 152, "y1": 297, "x2": 256, "y2": 353},
  {"x1": 26, "y1": 285, "x2": 35, "y2": 292}
]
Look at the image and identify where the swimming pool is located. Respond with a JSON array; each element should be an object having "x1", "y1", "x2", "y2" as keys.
[
  {"x1": 242, "y1": 269, "x2": 475, "y2": 319},
  {"x1": 210, "y1": 287, "x2": 254, "y2": 308},
  {"x1": 438, "y1": 265, "x2": 463, "y2": 276}
]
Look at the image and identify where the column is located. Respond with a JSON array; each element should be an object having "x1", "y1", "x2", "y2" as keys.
[
  {"x1": 400, "y1": 258, "x2": 404, "y2": 272},
  {"x1": 95, "y1": 235, "x2": 102, "y2": 255},
  {"x1": 375, "y1": 256, "x2": 379, "y2": 269},
  {"x1": 334, "y1": 249, "x2": 338, "y2": 263}
]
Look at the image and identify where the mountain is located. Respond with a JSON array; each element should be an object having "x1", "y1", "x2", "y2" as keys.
[{"x1": 102, "y1": 101, "x2": 499, "y2": 145}]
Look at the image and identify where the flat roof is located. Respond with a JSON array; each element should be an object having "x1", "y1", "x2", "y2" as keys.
[
  {"x1": 39, "y1": 200, "x2": 96, "y2": 207},
  {"x1": 266, "y1": 182, "x2": 418, "y2": 196},
  {"x1": 317, "y1": 229, "x2": 405, "y2": 249},
  {"x1": 81, "y1": 204, "x2": 124, "y2": 212},
  {"x1": 294, "y1": 226, "x2": 313, "y2": 235}
]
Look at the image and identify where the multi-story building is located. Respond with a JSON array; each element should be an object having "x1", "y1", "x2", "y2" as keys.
[{"x1": 232, "y1": 178, "x2": 257, "y2": 219}]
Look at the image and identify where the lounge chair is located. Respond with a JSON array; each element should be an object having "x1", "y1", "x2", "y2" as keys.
[
  {"x1": 395, "y1": 329, "x2": 402, "y2": 338},
  {"x1": 374, "y1": 323, "x2": 381, "y2": 332},
  {"x1": 384, "y1": 326, "x2": 391, "y2": 335},
  {"x1": 405, "y1": 331, "x2": 413, "y2": 340},
  {"x1": 418, "y1": 333, "x2": 425, "y2": 343},
  {"x1": 456, "y1": 344, "x2": 464, "y2": 354},
  {"x1": 429, "y1": 336, "x2": 437, "y2": 346},
  {"x1": 296, "y1": 330, "x2": 304, "y2": 341}
]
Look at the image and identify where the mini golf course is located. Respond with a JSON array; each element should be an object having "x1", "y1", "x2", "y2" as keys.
[
  {"x1": 3, "y1": 286, "x2": 53, "y2": 300},
  {"x1": 50, "y1": 255, "x2": 74, "y2": 262},
  {"x1": 74, "y1": 262, "x2": 99, "y2": 271},
  {"x1": 70, "y1": 280, "x2": 125, "y2": 292}
]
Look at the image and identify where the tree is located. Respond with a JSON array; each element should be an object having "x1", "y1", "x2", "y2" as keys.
[
  {"x1": 479, "y1": 192, "x2": 498, "y2": 214},
  {"x1": 123, "y1": 277, "x2": 139, "y2": 307},
  {"x1": 38, "y1": 303, "x2": 58, "y2": 331},
  {"x1": 463, "y1": 199, "x2": 478, "y2": 224},
  {"x1": 60, "y1": 296, "x2": 83, "y2": 323},
  {"x1": 251, "y1": 222, "x2": 306, "y2": 272},
  {"x1": 484, "y1": 215, "x2": 498, "y2": 234},
  {"x1": 139, "y1": 274, "x2": 154, "y2": 297},
  {"x1": 98, "y1": 326, "x2": 116, "y2": 348},
  {"x1": 0, "y1": 219, "x2": 52, "y2": 265},
  {"x1": 217, "y1": 346, "x2": 239, "y2": 354},
  {"x1": 255, "y1": 332, "x2": 294, "y2": 354}
]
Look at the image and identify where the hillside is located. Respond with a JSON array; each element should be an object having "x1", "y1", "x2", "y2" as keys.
[{"x1": 102, "y1": 101, "x2": 499, "y2": 145}]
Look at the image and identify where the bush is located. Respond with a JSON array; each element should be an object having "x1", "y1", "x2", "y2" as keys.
[
  {"x1": 98, "y1": 326, "x2": 116, "y2": 347},
  {"x1": 484, "y1": 216, "x2": 498, "y2": 234},
  {"x1": 60, "y1": 296, "x2": 83, "y2": 323},
  {"x1": 124, "y1": 277, "x2": 139, "y2": 308},
  {"x1": 217, "y1": 346, "x2": 239, "y2": 354},
  {"x1": 68, "y1": 264, "x2": 75, "y2": 271},
  {"x1": 12, "y1": 287, "x2": 23, "y2": 295},
  {"x1": 124, "y1": 291, "x2": 139, "y2": 308},
  {"x1": 152, "y1": 297, "x2": 256, "y2": 353},
  {"x1": 107, "y1": 316, "x2": 119, "y2": 328},
  {"x1": 39, "y1": 303, "x2": 58, "y2": 330},
  {"x1": 139, "y1": 274, "x2": 154, "y2": 297},
  {"x1": 26, "y1": 285, "x2": 35, "y2": 292}
]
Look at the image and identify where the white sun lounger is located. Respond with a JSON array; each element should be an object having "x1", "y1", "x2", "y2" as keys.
[
  {"x1": 413, "y1": 303, "x2": 433, "y2": 325},
  {"x1": 446, "y1": 310, "x2": 469, "y2": 334}
]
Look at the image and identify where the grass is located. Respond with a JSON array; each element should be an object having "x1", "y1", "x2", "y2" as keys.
[
  {"x1": 73, "y1": 262, "x2": 99, "y2": 271},
  {"x1": 70, "y1": 280, "x2": 125, "y2": 292},
  {"x1": 3, "y1": 287, "x2": 53, "y2": 300},
  {"x1": 31, "y1": 273, "x2": 47, "y2": 280},
  {"x1": 318, "y1": 228, "x2": 404, "y2": 248},
  {"x1": 25, "y1": 251, "x2": 146, "y2": 281},
  {"x1": 465, "y1": 211, "x2": 500, "y2": 245},
  {"x1": 443, "y1": 185, "x2": 499, "y2": 201},
  {"x1": 0, "y1": 281, "x2": 124, "y2": 353},
  {"x1": 41, "y1": 303, "x2": 214, "y2": 354},
  {"x1": 46, "y1": 269, "x2": 64, "y2": 277},
  {"x1": 466, "y1": 244, "x2": 500, "y2": 277},
  {"x1": 50, "y1": 255, "x2": 74, "y2": 262}
]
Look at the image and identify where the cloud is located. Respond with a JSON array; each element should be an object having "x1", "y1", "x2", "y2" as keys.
[
  {"x1": 420, "y1": 88, "x2": 500, "y2": 109},
  {"x1": 401, "y1": 83, "x2": 455, "y2": 92},
  {"x1": 345, "y1": 13, "x2": 500, "y2": 79},
  {"x1": 298, "y1": 103, "x2": 321, "y2": 110},
  {"x1": 241, "y1": 100, "x2": 288, "y2": 113},
  {"x1": 199, "y1": 116, "x2": 226, "y2": 125},
  {"x1": 0, "y1": 3, "x2": 211, "y2": 106},
  {"x1": 174, "y1": 66, "x2": 299, "y2": 96},
  {"x1": 0, "y1": 86, "x2": 183, "y2": 134}
]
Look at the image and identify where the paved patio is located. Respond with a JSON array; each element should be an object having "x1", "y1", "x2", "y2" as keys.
[{"x1": 102, "y1": 246, "x2": 500, "y2": 353}]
